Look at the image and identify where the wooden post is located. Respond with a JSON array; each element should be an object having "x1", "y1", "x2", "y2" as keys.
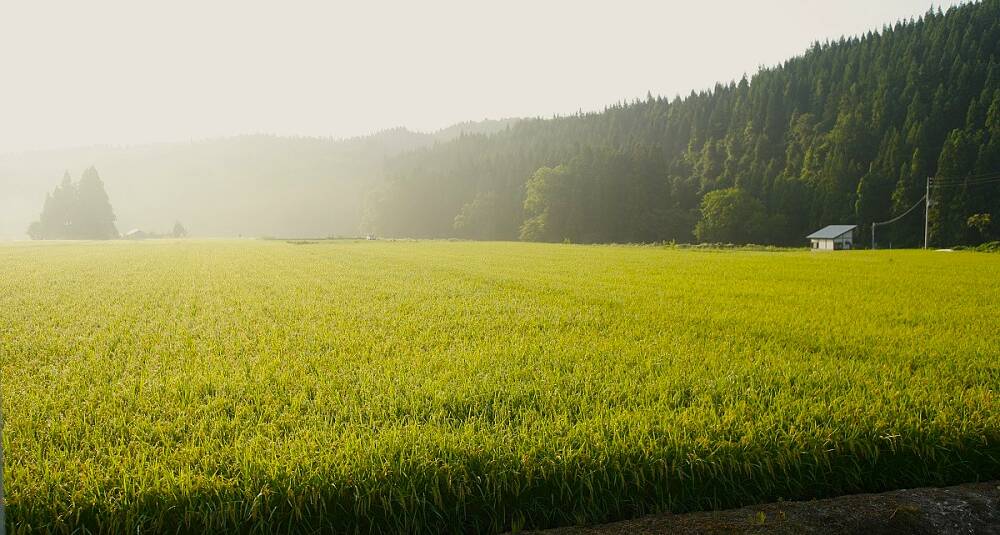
[{"x1": 924, "y1": 176, "x2": 930, "y2": 249}]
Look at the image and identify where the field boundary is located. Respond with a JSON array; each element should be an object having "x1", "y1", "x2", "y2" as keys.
[{"x1": 530, "y1": 481, "x2": 1000, "y2": 534}]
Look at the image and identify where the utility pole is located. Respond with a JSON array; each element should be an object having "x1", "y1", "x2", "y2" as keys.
[
  {"x1": 924, "y1": 176, "x2": 930, "y2": 249},
  {"x1": 871, "y1": 223, "x2": 876, "y2": 250}
]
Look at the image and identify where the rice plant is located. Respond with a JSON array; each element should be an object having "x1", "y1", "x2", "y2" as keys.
[{"x1": 0, "y1": 240, "x2": 997, "y2": 533}]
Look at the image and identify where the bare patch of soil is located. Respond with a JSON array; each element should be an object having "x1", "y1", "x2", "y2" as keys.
[{"x1": 529, "y1": 482, "x2": 1000, "y2": 535}]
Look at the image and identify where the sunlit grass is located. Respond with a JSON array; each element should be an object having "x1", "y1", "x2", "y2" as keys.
[{"x1": 1, "y1": 240, "x2": 998, "y2": 533}]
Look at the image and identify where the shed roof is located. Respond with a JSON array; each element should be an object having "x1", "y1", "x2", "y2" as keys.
[{"x1": 806, "y1": 224, "x2": 857, "y2": 239}]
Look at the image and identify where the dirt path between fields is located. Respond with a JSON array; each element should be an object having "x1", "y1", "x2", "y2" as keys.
[{"x1": 529, "y1": 481, "x2": 1000, "y2": 534}]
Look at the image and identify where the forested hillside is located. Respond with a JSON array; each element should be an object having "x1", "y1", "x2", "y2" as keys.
[
  {"x1": 0, "y1": 120, "x2": 518, "y2": 239},
  {"x1": 367, "y1": 1, "x2": 1000, "y2": 246}
]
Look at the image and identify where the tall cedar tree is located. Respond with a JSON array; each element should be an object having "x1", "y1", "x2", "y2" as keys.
[{"x1": 28, "y1": 168, "x2": 119, "y2": 240}]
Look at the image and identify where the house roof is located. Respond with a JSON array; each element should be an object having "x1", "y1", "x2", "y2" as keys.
[{"x1": 807, "y1": 224, "x2": 857, "y2": 239}]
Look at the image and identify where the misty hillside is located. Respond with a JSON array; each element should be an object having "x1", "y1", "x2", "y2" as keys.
[
  {"x1": 6, "y1": 3, "x2": 999, "y2": 246},
  {"x1": 367, "y1": 1, "x2": 1000, "y2": 246},
  {"x1": 0, "y1": 119, "x2": 518, "y2": 239}
]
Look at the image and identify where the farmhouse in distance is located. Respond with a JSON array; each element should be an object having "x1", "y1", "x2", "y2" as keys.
[{"x1": 807, "y1": 225, "x2": 857, "y2": 251}]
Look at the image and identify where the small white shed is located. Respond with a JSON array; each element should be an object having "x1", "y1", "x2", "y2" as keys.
[{"x1": 807, "y1": 225, "x2": 856, "y2": 251}]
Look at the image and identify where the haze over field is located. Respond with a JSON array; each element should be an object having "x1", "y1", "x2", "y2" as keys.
[
  {"x1": 4, "y1": 3, "x2": 1000, "y2": 533},
  {"x1": 0, "y1": 122, "x2": 516, "y2": 239},
  {"x1": 0, "y1": 0, "x2": 968, "y2": 240},
  {"x1": 1, "y1": 0, "x2": 963, "y2": 153}
]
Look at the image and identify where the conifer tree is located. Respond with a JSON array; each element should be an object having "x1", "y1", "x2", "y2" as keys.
[
  {"x1": 37, "y1": 172, "x2": 78, "y2": 239},
  {"x1": 73, "y1": 167, "x2": 119, "y2": 239},
  {"x1": 172, "y1": 221, "x2": 188, "y2": 238},
  {"x1": 27, "y1": 168, "x2": 119, "y2": 240}
]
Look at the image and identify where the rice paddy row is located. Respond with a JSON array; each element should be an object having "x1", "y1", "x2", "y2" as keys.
[{"x1": 1, "y1": 240, "x2": 997, "y2": 533}]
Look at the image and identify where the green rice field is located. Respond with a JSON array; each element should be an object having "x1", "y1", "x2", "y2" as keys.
[{"x1": 1, "y1": 240, "x2": 998, "y2": 533}]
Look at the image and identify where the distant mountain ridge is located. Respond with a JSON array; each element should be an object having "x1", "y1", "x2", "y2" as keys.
[{"x1": 0, "y1": 118, "x2": 520, "y2": 239}]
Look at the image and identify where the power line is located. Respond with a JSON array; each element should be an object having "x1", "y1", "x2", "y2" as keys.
[
  {"x1": 924, "y1": 170, "x2": 999, "y2": 248},
  {"x1": 872, "y1": 193, "x2": 926, "y2": 249},
  {"x1": 932, "y1": 174, "x2": 1000, "y2": 181},
  {"x1": 932, "y1": 175, "x2": 1000, "y2": 182},
  {"x1": 931, "y1": 173, "x2": 1000, "y2": 183},
  {"x1": 932, "y1": 170, "x2": 1000, "y2": 181},
  {"x1": 875, "y1": 195, "x2": 927, "y2": 226},
  {"x1": 865, "y1": 170, "x2": 1000, "y2": 249},
  {"x1": 931, "y1": 177, "x2": 1000, "y2": 187}
]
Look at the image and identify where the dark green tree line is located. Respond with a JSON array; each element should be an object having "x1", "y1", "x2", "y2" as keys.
[{"x1": 366, "y1": 1, "x2": 1000, "y2": 246}]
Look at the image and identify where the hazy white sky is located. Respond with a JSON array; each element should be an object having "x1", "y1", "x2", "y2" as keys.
[{"x1": 0, "y1": 0, "x2": 964, "y2": 154}]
